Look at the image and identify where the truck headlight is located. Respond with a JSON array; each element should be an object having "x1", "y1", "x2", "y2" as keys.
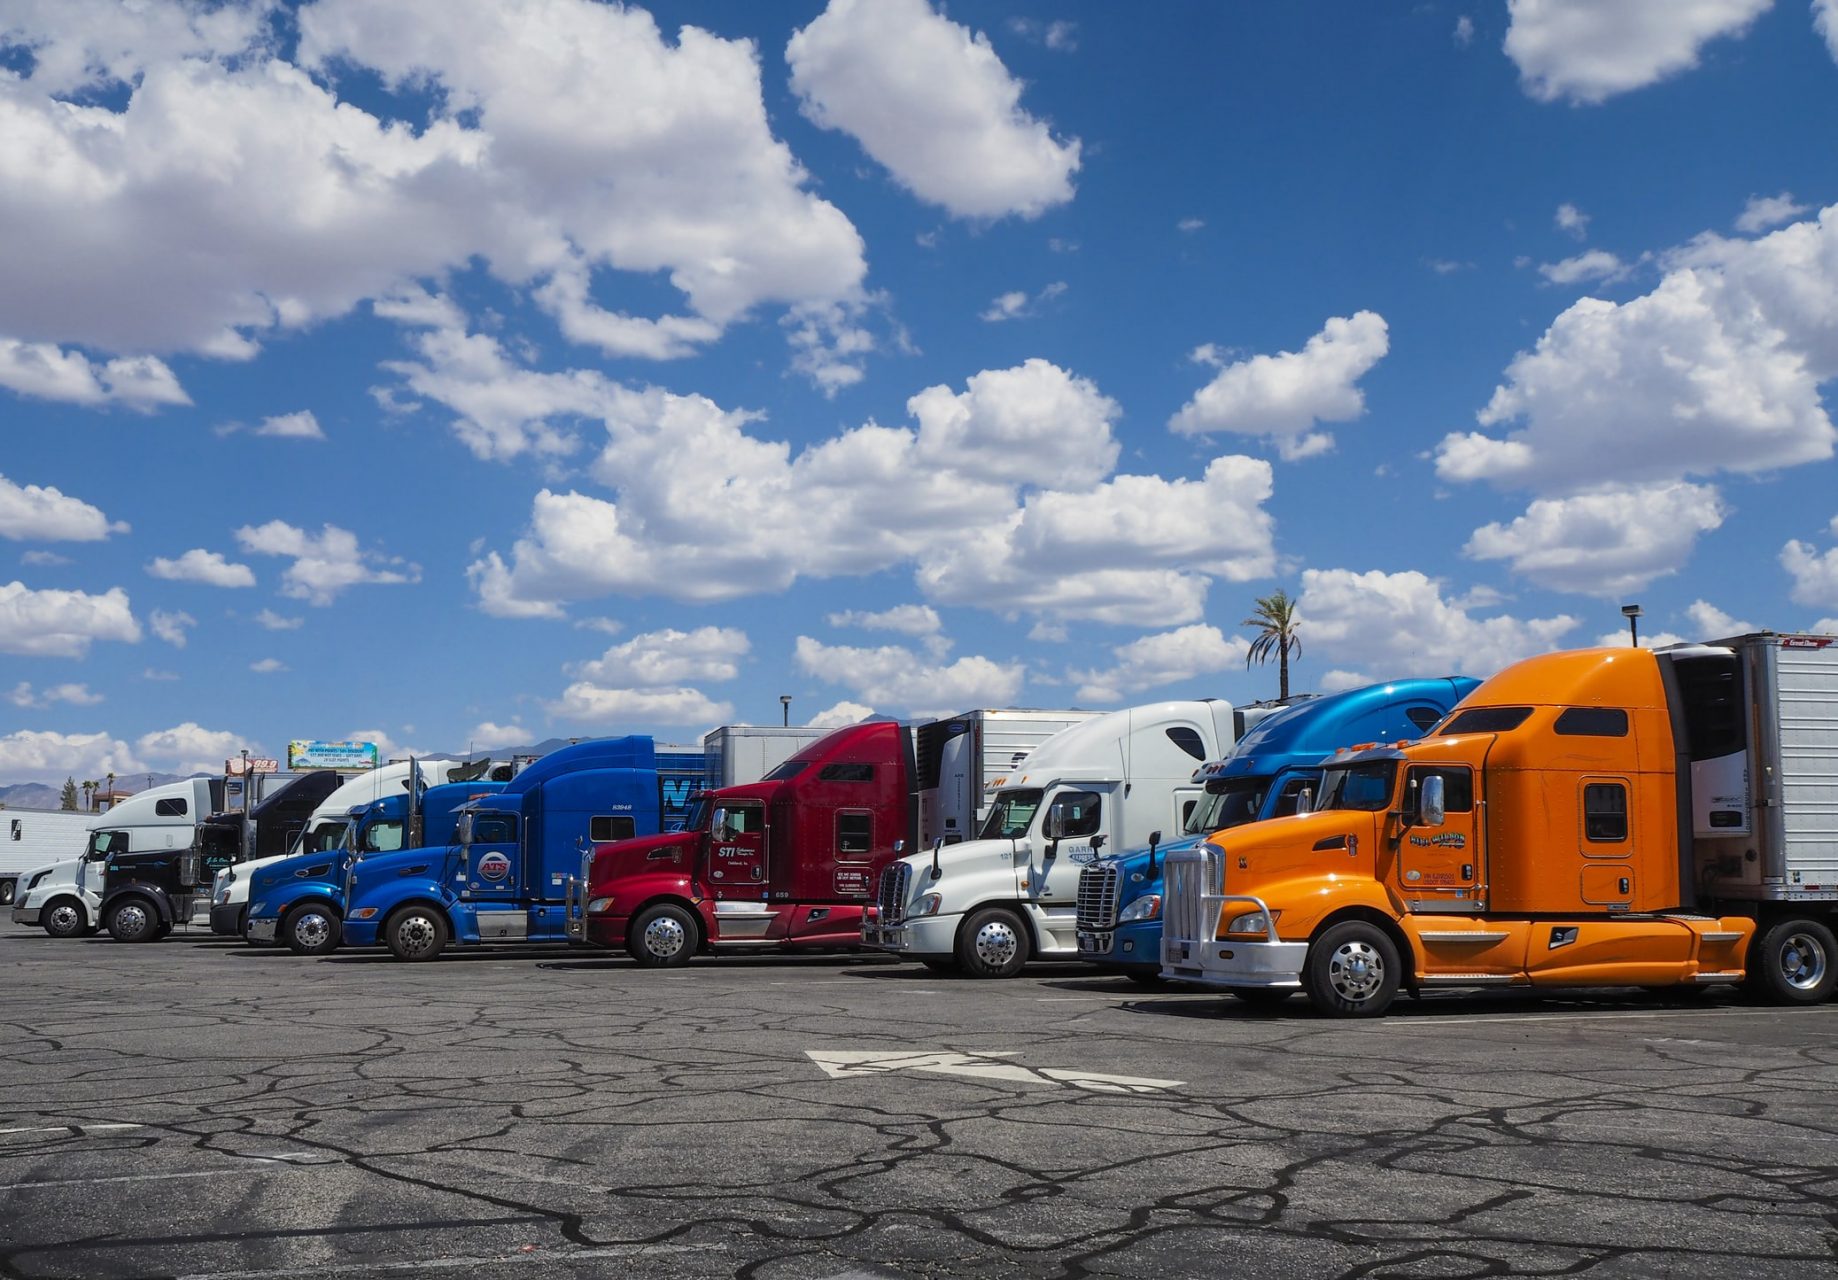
[
  {"x1": 1225, "y1": 909, "x2": 1280, "y2": 936},
  {"x1": 249, "y1": 901, "x2": 266, "y2": 916},
  {"x1": 586, "y1": 897, "x2": 614, "y2": 914},
  {"x1": 350, "y1": 907, "x2": 379, "y2": 920},
  {"x1": 913, "y1": 893, "x2": 944, "y2": 917},
  {"x1": 1118, "y1": 894, "x2": 1162, "y2": 924}
]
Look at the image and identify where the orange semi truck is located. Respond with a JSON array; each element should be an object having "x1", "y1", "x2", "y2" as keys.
[{"x1": 1159, "y1": 632, "x2": 1838, "y2": 1016}]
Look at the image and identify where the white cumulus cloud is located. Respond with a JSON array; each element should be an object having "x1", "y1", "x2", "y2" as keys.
[
  {"x1": 0, "y1": 728, "x2": 142, "y2": 786},
  {"x1": 1538, "y1": 249, "x2": 1631, "y2": 285},
  {"x1": 1685, "y1": 600, "x2": 1756, "y2": 637},
  {"x1": 547, "y1": 683, "x2": 733, "y2": 728},
  {"x1": 795, "y1": 636, "x2": 1023, "y2": 719},
  {"x1": 253, "y1": 608, "x2": 302, "y2": 631},
  {"x1": 806, "y1": 700, "x2": 875, "y2": 728},
  {"x1": 0, "y1": 473, "x2": 127, "y2": 542},
  {"x1": 1169, "y1": 311, "x2": 1389, "y2": 460},
  {"x1": 1738, "y1": 192, "x2": 1812, "y2": 234},
  {"x1": 147, "y1": 548, "x2": 256, "y2": 588},
  {"x1": 788, "y1": 0, "x2": 1080, "y2": 220},
  {"x1": 1816, "y1": 0, "x2": 1838, "y2": 63},
  {"x1": 235, "y1": 520, "x2": 417, "y2": 606},
  {"x1": 0, "y1": 581, "x2": 140, "y2": 657},
  {"x1": 1298, "y1": 568, "x2": 1581, "y2": 683},
  {"x1": 253, "y1": 410, "x2": 325, "y2": 440},
  {"x1": 0, "y1": 340, "x2": 189, "y2": 409},
  {"x1": 1463, "y1": 481, "x2": 1728, "y2": 596},
  {"x1": 135, "y1": 722, "x2": 256, "y2": 774},
  {"x1": 9, "y1": 681, "x2": 103, "y2": 709},
  {"x1": 1070, "y1": 625, "x2": 1250, "y2": 704},
  {"x1": 149, "y1": 608, "x2": 196, "y2": 648},
  {"x1": 826, "y1": 604, "x2": 941, "y2": 637},
  {"x1": 1555, "y1": 202, "x2": 1591, "y2": 239},
  {"x1": 1504, "y1": 0, "x2": 1771, "y2": 105},
  {"x1": 569, "y1": 627, "x2": 750, "y2": 687}
]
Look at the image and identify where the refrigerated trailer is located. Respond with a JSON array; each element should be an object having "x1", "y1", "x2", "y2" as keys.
[
  {"x1": 701, "y1": 726, "x2": 832, "y2": 789},
  {"x1": 913, "y1": 708, "x2": 1100, "y2": 849}
]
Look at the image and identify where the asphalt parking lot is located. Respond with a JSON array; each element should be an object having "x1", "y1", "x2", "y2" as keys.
[{"x1": 3, "y1": 924, "x2": 1837, "y2": 1279}]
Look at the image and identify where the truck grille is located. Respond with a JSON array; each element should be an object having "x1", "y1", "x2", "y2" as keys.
[
  {"x1": 1163, "y1": 846, "x2": 1223, "y2": 947},
  {"x1": 1077, "y1": 863, "x2": 1121, "y2": 930},
  {"x1": 878, "y1": 862, "x2": 911, "y2": 925}
]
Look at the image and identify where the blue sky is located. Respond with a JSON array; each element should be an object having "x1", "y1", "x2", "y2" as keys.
[{"x1": 3, "y1": 0, "x2": 1837, "y2": 785}]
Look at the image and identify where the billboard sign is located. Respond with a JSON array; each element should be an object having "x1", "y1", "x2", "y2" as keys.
[
  {"x1": 225, "y1": 757, "x2": 280, "y2": 775},
  {"x1": 288, "y1": 740, "x2": 380, "y2": 771}
]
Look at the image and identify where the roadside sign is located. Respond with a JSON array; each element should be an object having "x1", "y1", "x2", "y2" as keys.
[
  {"x1": 225, "y1": 757, "x2": 280, "y2": 775},
  {"x1": 288, "y1": 740, "x2": 379, "y2": 770}
]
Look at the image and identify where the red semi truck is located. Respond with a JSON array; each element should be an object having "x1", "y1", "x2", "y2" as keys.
[{"x1": 568, "y1": 719, "x2": 919, "y2": 965}]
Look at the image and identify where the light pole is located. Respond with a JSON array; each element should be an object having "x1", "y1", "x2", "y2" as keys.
[
  {"x1": 780, "y1": 695, "x2": 792, "y2": 727},
  {"x1": 1620, "y1": 603, "x2": 1642, "y2": 648},
  {"x1": 240, "y1": 749, "x2": 250, "y2": 813}
]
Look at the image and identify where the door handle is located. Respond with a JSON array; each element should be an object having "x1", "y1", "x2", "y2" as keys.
[
  {"x1": 1619, "y1": 877, "x2": 1630, "y2": 894},
  {"x1": 1461, "y1": 863, "x2": 1473, "y2": 879}
]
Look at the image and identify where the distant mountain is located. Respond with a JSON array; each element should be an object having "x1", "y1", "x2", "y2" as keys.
[{"x1": 0, "y1": 783, "x2": 62, "y2": 810}]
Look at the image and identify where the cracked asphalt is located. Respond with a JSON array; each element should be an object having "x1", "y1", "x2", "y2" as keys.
[{"x1": 3, "y1": 922, "x2": 1837, "y2": 1279}]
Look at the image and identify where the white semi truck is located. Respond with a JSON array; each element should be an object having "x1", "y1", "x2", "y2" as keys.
[
  {"x1": 10, "y1": 779, "x2": 220, "y2": 938},
  {"x1": 913, "y1": 708, "x2": 1103, "y2": 849},
  {"x1": 865, "y1": 700, "x2": 1252, "y2": 977}
]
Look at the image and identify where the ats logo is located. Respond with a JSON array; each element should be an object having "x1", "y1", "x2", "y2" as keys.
[{"x1": 476, "y1": 852, "x2": 512, "y2": 883}]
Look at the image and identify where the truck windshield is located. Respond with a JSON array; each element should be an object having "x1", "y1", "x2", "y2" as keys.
[
  {"x1": 1314, "y1": 762, "x2": 1397, "y2": 812},
  {"x1": 685, "y1": 796, "x2": 711, "y2": 832},
  {"x1": 296, "y1": 820, "x2": 350, "y2": 856},
  {"x1": 195, "y1": 824, "x2": 240, "y2": 859},
  {"x1": 762, "y1": 759, "x2": 809, "y2": 781},
  {"x1": 1186, "y1": 779, "x2": 1271, "y2": 835},
  {"x1": 980, "y1": 789, "x2": 1043, "y2": 839}
]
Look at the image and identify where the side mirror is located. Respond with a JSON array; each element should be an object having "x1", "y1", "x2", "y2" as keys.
[
  {"x1": 456, "y1": 813, "x2": 474, "y2": 846},
  {"x1": 1090, "y1": 834, "x2": 1106, "y2": 852},
  {"x1": 1296, "y1": 786, "x2": 1314, "y2": 814},
  {"x1": 1146, "y1": 829, "x2": 1162, "y2": 876},
  {"x1": 892, "y1": 838, "x2": 905, "y2": 853},
  {"x1": 929, "y1": 836, "x2": 945, "y2": 881},
  {"x1": 1043, "y1": 809, "x2": 1065, "y2": 842},
  {"x1": 1420, "y1": 775, "x2": 1447, "y2": 828}
]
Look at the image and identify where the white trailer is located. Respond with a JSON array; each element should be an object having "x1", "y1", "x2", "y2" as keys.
[
  {"x1": 914, "y1": 708, "x2": 1102, "y2": 849},
  {"x1": 869, "y1": 700, "x2": 1240, "y2": 977},
  {"x1": 1, "y1": 809, "x2": 93, "y2": 908},
  {"x1": 702, "y1": 726, "x2": 832, "y2": 789}
]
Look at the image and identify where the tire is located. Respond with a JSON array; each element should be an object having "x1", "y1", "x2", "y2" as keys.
[
  {"x1": 628, "y1": 903, "x2": 699, "y2": 968},
  {"x1": 283, "y1": 903, "x2": 343, "y2": 957},
  {"x1": 41, "y1": 897, "x2": 86, "y2": 939},
  {"x1": 956, "y1": 907, "x2": 1030, "y2": 979},
  {"x1": 1230, "y1": 988, "x2": 1293, "y2": 1007},
  {"x1": 919, "y1": 957, "x2": 958, "y2": 974},
  {"x1": 106, "y1": 897, "x2": 160, "y2": 944},
  {"x1": 1746, "y1": 918, "x2": 1838, "y2": 1005},
  {"x1": 1303, "y1": 921, "x2": 1401, "y2": 1017},
  {"x1": 384, "y1": 905, "x2": 450, "y2": 962}
]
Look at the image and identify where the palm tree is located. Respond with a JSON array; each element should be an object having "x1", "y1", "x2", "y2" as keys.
[{"x1": 1243, "y1": 590, "x2": 1302, "y2": 700}]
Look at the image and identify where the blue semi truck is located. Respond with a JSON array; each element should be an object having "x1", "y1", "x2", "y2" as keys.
[
  {"x1": 336, "y1": 736, "x2": 664, "y2": 961},
  {"x1": 1074, "y1": 677, "x2": 1479, "y2": 982},
  {"x1": 244, "y1": 774, "x2": 505, "y2": 955}
]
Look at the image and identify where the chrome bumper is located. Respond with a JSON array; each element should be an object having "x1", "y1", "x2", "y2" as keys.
[
  {"x1": 246, "y1": 917, "x2": 278, "y2": 944},
  {"x1": 1159, "y1": 893, "x2": 1304, "y2": 989}
]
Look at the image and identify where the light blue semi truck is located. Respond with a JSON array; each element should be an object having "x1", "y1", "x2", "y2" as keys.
[{"x1": 1074, "y1": 677, "x2": 1479, "y2": 982}]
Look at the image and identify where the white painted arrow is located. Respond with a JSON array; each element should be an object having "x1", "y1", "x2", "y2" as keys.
[{"x1": 804, "y1": 1050, "x2": 1182, "y2": 1093}]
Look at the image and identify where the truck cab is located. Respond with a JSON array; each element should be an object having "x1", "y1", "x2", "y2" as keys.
[
  {"x1": 573, "y1": 719, "x2": 918, "y2": 966},
  {"x1": 245, "y1": 777, "x2": 505, "y2": 954},
  {"x1": 341, "y1": 737, "x2": 663, "y2": 961},
  {"x1": 866, "y1": 701, "x2": 1240, "y2": 977},
  {"x1": 95, "y1": 824, "x2": 236, "y2": 943},
  {"x1": 1155, "y1": 641, "x2": 1826, "y2": 1016},
  {"x1": 1076, "y1": 678, "x2": 1477, "y2": 981}
]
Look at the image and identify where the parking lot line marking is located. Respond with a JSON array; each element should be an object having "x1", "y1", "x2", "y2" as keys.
[
  {"x1": 806, "y1": 1049, "x2": 1183, "y2": 1092},
  {"x1": 174, "y1": 1241, "x2": 718, "y2": 1279},
  {"x1": 0, "y1": 1123, "x2": 144, "y2": 1137},
  {"x1": 1397, "y1": 1006, "x2": 1838, "y2": 1027},
  {"x1": 0, "y1": 1165, "x2": 320, "y2": 1191}
]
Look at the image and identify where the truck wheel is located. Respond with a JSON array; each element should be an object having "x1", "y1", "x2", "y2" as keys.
[
  {"x1": 1304, "y1": 921, "x2": 1400, "y2": 1017},
  {"x1": 629, "y1": 903, "x2": 699, "y2": 968},
  {"x1": 957, "y1": 907, "x2": 1030, "y2": 979},
  {"x1": 283, "y1": 904, "x2": 342, "y2": 957},
  {"x1": 384, "y1": 906, "x2": 449, "y2": 962},
  {"x1": 106, "y1": 897, "x2": 159, "y2": 944},
  {"x1": 1747, "y1": 918, "x2": 1838, "y2": 1005},
  {"x1": 42, "y1": 897, "x2": 86, "y2": 939}
]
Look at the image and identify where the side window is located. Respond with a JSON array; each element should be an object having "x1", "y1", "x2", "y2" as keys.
[
  {"x1": 711, "y1": 805, "x2": 762, "y2": 837},
  {"x1": 1554, "y1": 707, "x2": 1629, "y2": 737},
  {"x1": 590, "y1": 815, "x2": 637, "y2": 843},
  {"x1": 1272, "y1": 778, "x2": 1314, "y2": 818},
  {"x1": 837, "y1": 810, "x2": 872, "y2": 856},
  {"x1": 473, "y1": 815, "x2": 518, "y2": 844},
  {"x1": 9, "y1": 819, "x2": 19, "y2": 841},
  {"x1": 1410, "y1": 766, "x2": 1473, "y2": 814},
  {"x1": 154, "y1": 797, "x2": 188, "y2": 817},
  {"x1": 364, "y1": 820, "x2": 405, "y2": 853},
  {"x1": 1049, "y1": 790, "x2": 1102, "y2": 838},
  {"x1": 1179, "y1": 798, "x2": 1198, "y2": 830},
  {"x1": 1165, "y1": 727, "x2": 1207, "y2": 760},
  {"x1": 1584, "y1": 783, "x2": 1628, "y2": 842},
  {"x1": 818, "y1": 762, "x2": 875, "y2": 782},
  {"x1": 1405, "y1": 706, "x2": 1443, "y2": 733}
]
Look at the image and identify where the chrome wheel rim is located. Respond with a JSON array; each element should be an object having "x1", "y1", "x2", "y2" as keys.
[
  {"x1": 973, "y1": 920, "x2": 1020, "y2": 969},
  {"x1": 116, "y1": 904, "x2": 148, "y2": 936},
  {"x1": 293, "y1": 912, "x2": 331, "y2": 950},
  {"x1": 396, "y1": 914, "x2": 438, "y2": 957},
  {"x1": 1327, "y1": 940, "x2": 1386, "y2": 1002},
  {"x1": 643, "y1": 916, "x2": 686, "y2": 959},
  {"x1": 48, "y1": 904, "x2": 81, "y2": 934},
  {"x1": 1778, "y1": 932, "x2": 1828, "y2": 991}
]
